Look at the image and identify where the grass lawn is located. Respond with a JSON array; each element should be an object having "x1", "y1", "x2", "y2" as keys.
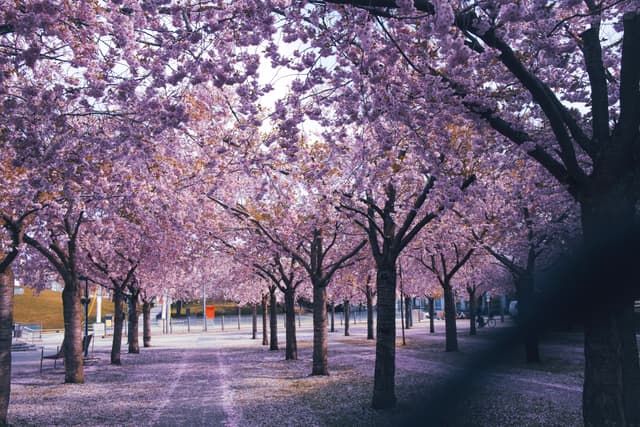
[
  {"x1": 13, "y1": 289, "x2": 254, "y2": 329},
  {"x1": 13, "y1": 288, "x2": 115, "y2": 330}
]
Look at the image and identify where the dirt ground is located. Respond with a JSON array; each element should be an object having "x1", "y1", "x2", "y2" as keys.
[{"x1": 8, "y1": 317, "x2": 585, "y2": 426}]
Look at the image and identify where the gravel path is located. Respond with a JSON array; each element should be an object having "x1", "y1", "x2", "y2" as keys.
[{"x1": 6, "y1": 319, "x2": 591, "y2": 426}]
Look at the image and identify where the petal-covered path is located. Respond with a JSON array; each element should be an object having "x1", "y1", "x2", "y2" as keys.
[{"x1": 8, "y1": 318, "x2": 588, "y2": 426}]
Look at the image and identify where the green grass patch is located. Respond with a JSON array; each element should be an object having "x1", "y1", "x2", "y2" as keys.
[{"x1": 14, "y1": 288, "x2": 115, "y2": 329}]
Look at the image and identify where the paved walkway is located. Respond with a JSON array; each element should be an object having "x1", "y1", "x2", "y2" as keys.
[{"x1": 7, "y1": 317, "x2": 589, "y2": 426}]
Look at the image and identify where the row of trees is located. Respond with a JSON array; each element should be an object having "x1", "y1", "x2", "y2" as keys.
[{"x1": 1, "y1": 2, "x2": 637, "y2": 425}]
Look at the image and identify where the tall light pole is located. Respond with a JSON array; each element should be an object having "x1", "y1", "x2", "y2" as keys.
[
  {"x1": 79, "y1": 275, "x2": 90, "y2": 357},
  {"x1": 202, "y1": 284, "x2": 207, "y2": 331}
]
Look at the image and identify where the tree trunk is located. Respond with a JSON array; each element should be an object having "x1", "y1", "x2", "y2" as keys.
[
  {"x1": 62, "y1": 276, "x2": 84, "y2": 382},
  {"x1": 329, "y1": 301, "x2": 335, "y2": 333},
  {"x1": 372, "y1": 265, "x2": 397, "y2": 409},
  {"x1": 111, "y1": 287, "x2": 124, "y2": 365},
  {"x1": 269, "y1": 289, "x2": 278, "y2": 351},
  {"x1": 175, "y1": 300, "x2": 182, "y2": 316},
  {"x1": 0, "y1": 267, "x2": 14, "y2": 425},
  {"x1": 261, "y1": 294, "x2": 268, "y2": 346},
  {"x1": 252, "y1": 303, "x2": 257, "y2": 340},
  {"x1": 128, "y1": 294, "x2": 139, "y2": 354},
  {"x1": 142, "y1": 301, "x2": 151, "y2": 347},
  {"x1": 516, "y1": 273, "x2": 540, "y2": 363},
  {"x1": 344, "y1": 299, "x2": 350, "y2": 336},
  {"x1": 404, "y1": 296, "x2": 412, "y2": 329},
  {"x1": 583, "y1": 300, "x2": 640, "y2": 427},
  {"x1": 428, "y1": 297, "x2": 435, "y2": 334},
  {"x1": 443, "y1": 284, "x2": 458, "y2": 352},
  {"x1": 284, "y1": 290, "x2": 297, "y2": 360},
  {"x1": 468, "y1": 288, "x2": 477, "y2": 336},
  {"x1": 311, "y1": 283, "x2": 328, "y2": 375},
  {"x1": 366, "y1": 286, "x2": 374, "y2": 340},
  {"x1": 580, "y1": 190, "x2": 640, "y2": 426}
]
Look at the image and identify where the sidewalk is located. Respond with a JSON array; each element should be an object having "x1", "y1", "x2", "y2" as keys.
[{"x1": 8, "y1": 318, "x2": 584, "y2": 426}]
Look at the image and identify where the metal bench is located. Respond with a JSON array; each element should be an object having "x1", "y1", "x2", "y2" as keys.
[{"x1": 40, "y1": 334, "x2": 94, "y2": 372}]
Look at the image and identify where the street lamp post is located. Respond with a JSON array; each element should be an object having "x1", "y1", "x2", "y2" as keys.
[
  {"x1": 202, "y1": 284, "x2": 207, "y2": 332},
  {"x1": 79, "y1": 275, "x2": 90, "y2": 358}
]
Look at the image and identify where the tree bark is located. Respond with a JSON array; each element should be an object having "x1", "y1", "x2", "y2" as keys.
[
  {"x1": 0, "y1": 267, "x2": 14, "y2": 426},
  {"x1": 329, "y1": 301, "x2": 335, "y2": 333},
  {"x1": 344, "y1": 299, "x2": 350, "y2": 336},
  {"x1": 404, "y1": 296, "x2": 412, "y2": 329},
  {"x1": 583, "y1": 300, "x2": 640, "y2": 427},
  {"x1": 261, "y1": 293, "x2": 268, "y2": 346},
  {"x1": 580, "y1": 190, "x2": 640, "y2": 426},
  {"x1": 311, "y1": 284, "x2": 328, "y2": 375},
  {"x1": 284, "y1": 290, "x2": 297, "y2": 360},
  {"x1": 468, "y1": 288, "x2": 477, "y2": 336},
  {"x1": 428, "y1": 297, "x2": 435, "y2": 334},
  {"x1": 142, "y1": 301, "x2": 151, "y2": 347},
  {"x1": 252, "y1": 303, "x2": 257, "y2": 340},
  {"x1": 269, "y1": 287, "x2": 278, "y2": 350},
  {"x1": 237, "y1": 304, "x2": 241, "y2": 330},
  {"x1": 366, "y1": 286, "x2": 374, "y2": 340},
  {"x1": 516, "y1": 273, "x2": 540, "y2": 363},
  {"x1": 111, "y1": 287, "x2": 124, "y2": 365},
  {"x1": 61, "y1": 275, "x2": 84, "y2": 382},
  {"x1": 269, "y1": 288, "x2": 278, "y2": 351},
  {"x1": 127, "y1": 293, "x2": 139, "y2": 354},
  {"x1": 443, "y1": 284, "x2": 458, "y2": 352},
  {"x1": 372, "y1": 266, "x2": 396, "y2": 409}
]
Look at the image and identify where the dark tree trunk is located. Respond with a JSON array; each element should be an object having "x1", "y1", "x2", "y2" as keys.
[
  {"x1": 62, "y1": 275, "x2": 84, "y2": 382},
  {"x1": 142, "y1": 301, "x2": 151, "y2": 347},
  {"x1": 252, "y1": 303, "x2": 257, "y2": 340},
  {"x1": 366, "y1": 286, "x2": 374, "y2": 340},
  {"x1": 372, "y1": 265, "x2": 396, "y2": 409},
  {"x1": 284, "y1": 290, "x2": 297, "y2": 360},
  {"x1": 443, "y1": 284, "x2": 458, "y2": 352},
  {"x1": 404, "y1": 296, "x2": 412, "y2": 329},
  {"x1": 468, "y1": 288, "x2": 477, "y2": 336},
  {"x1": 269, "y1": 288, "x2": 278, "y2": 351},
  {"x1": 580, "y1": 190, "x2": 640, "y2": 426},
  {"x1": 0, "y1": 268, "x2": 14, "y2": 425},
  {"x1": 516, "y1": 273, "x2": 540, "y2": 363},
  {"x1": 311, "y1": 283, "x2": 328, "y2": 375},
  {"x1": 344, "y1": 299, "x2": 350, "y2": 336},
  {"x1": 175, "y1": 300, "x2": 182, "y2": 316},
  {"x1": 111, "y1": 287, "x2": 124, "y2": 365},
  {"x1": 428, "y1": 297, "x2": 435, "y2": 334},
  {"x1": 583, "y1": 300, "x2": 640, "y2": 427},
  {"x1": 128, "y1": 293, "x2": 139, "y2": 354},
  {"x1": 261, "y1": 294, "x2": 268, "y2": 346},
  {"x1": 329, "y1": 301, "x2": 335, "y2": 333}
]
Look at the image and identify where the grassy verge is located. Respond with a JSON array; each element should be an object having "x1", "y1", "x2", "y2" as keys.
[{"x1": 13, "y1": 288, "x2": 115, "y2": 329}]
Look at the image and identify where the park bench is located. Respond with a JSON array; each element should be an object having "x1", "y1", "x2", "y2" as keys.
[{"x1": 40, "y1": 334, "x2": 94, "y2": 373}]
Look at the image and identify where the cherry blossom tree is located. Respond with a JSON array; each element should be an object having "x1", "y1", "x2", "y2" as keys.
[
  {"x1": 460, "y1": 159, "x2": 580, "y2": 361},
  {"x1": 289, "y1": 1, "x2": 639, "y2": 422},
  {"x1": 409, "y1": 215, "x2": 476, "y2": 352},
  {"x1": 0, "y1": 265, "x2": 14, "y2": 426},
  {"x1": 254, "y1": 254, "x2": 305, "y2": 359}
]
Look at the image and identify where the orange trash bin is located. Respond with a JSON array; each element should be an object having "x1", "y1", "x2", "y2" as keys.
[{"x1": 205, "y1": 305, "x2": 215, "y2": 319}]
